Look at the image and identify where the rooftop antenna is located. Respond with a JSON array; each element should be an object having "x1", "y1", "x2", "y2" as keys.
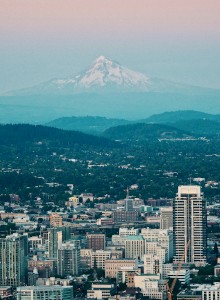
[{"x1": 126, "y1": 187, "x2": 130, "y2": 199}]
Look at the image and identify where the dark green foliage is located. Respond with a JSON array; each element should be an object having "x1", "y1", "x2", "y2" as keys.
[
  {"x1": 169, "y1": 119, "x2": 220, "y2": 136},
  {"x1": 103, "y1": 123, "x2": 191, "y2": 141},
  {"x1": 1, "y1": 123, "x2": 220, "y2": 202},
  {"x1": 144, "y1": 110, "x2": 220, "y2": 123},
  {"x1": 46, "y1": 116, "x2": 132, "y2": 134},
  {"x1": 0, "y1": 124, "x2": 116, "y2": 148},
  {"x1": 198, "y1": 265, "x2": 214, "y2": 276}
]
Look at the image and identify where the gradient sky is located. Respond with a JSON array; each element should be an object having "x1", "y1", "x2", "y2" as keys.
[{"x1": 0, "y1": 0, "x2": 220, "y2": 93}]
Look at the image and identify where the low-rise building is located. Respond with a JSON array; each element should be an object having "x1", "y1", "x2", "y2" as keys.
[
  {"x1": 168, "y1": 269, "x2": 190, "y2": 285},
  {"x1": 87, "y1": 283, "x2": 116, "y2": 300},
  {"x1": 91, "y1": 250, "x2": 111, "y2": 269},
  {"x1": 105, "y1": 259, "x2": 137, "y2": 278},
  {"x1": 16, "y1": 285, "x2": 73, "y2": 300}
]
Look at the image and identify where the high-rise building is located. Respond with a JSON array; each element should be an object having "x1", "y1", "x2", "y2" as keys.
[
  {"x1": 173, "y1": 185, "x2": 207, "y2": 266},
  {"x1": 57, "y1": 242, "x2": 80, "y2": 276},
  {"x1": 0, "y1": 233, "x2": 28, "y2": 287},
  {"x1": 48, "y1": 228, "x2": 62, "y2": 259},
  {"x1": 160, "y1": 207, "x2": 173, "y2": 229},
  {"x1": 86, "y1": 234, "x2": 105, "y2": 251}
]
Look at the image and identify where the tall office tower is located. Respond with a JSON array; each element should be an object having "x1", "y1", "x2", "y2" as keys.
[
  {"x1": 160, "y1": 207, "x2": 173, "y2": 229},
  {"x1": 48, "y1": 228, "x2": 62, "y2": 259},
  {"x1": 0, "y1": 233, "x2": 28, "y2": 287},
  {"x1": 57, "y1": 242, "x2": 80, "y2": 276},
  {"x1": 86, "y1": 234, "x2": 105, "y2": 251},
  {"x1": 173, "y1": 185, "x2": 207, "y2": 266}
]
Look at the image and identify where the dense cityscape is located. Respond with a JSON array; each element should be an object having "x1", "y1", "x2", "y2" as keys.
[{"x1": 0, "y1": 177, "x2": 220, "y2": 300}]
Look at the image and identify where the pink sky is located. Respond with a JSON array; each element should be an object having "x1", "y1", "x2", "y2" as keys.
[
  {"x1": 0, "y1": 0, "x2": 220, "y2": 92},
  {"x1": 1, "y1": 0, "x2": 220, "y2": 39}
]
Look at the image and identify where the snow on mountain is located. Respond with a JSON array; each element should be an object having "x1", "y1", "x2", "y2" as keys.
[
  {"x1": 40, "y1": 56, "x2": 152, "y2": 93},
  {"x1": 4, "y1": 56, "x2": 214, "y2": 96}
]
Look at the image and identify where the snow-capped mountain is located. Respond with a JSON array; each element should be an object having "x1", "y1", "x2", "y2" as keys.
[{"x1": 5, "y1": 55, "x2": 216, "y2": 95}]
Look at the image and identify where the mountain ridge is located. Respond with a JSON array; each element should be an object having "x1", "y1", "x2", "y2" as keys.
[{"x1": 4, "y1": 56, "x2": 219, "y2": 96}]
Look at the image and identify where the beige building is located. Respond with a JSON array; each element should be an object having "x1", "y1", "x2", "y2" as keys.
[
  {"x1": 141, "y1": 228, "x2": 173, "y2": 260},
  {"x1": 91, "y1": 250, "x2": 111, "y2": 269},
  {"x1": 160, "y1": 207, "x2": 173, "y2": 229},
  {"x1": 105, "y1": 259, "x2": 137, "y2": 278},
  {"x1": 65, "y1": 196, "x2": 79, "y2": 208},
  {"x1": 49, "y1": 214, "x2": 63, "y2": 227},
  {"x1": 125, "y1": 236, "x2": 144, "y2": 259},
  {"x1": 80, "y1": 249, "x2": 92, "y2": 271}
]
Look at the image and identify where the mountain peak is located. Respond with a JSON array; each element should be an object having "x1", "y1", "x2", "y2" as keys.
[
  {"x1": 94, "y1": 55, "x2": 112, "y2": 64},
  {"x1": 5, "y1": 56, "x2": 207, "y2": 96}
]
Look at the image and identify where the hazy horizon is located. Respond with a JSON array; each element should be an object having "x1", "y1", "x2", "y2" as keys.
[{"x1": 1, "y1": 0, "x2": 220, "y2": 94}]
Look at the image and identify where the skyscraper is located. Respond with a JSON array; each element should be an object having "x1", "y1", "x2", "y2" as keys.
[
  {"x1": 57, "y1": 242, "x2": 80, "y2": 276},
  {"x1": 0, "y1": 233, "x2": 28, "y2": 287},
  {"x1": 48, "y1": 228, "x2": 62, "y2": 259},
  {"x1": 173, "y1": 185, "x2": 207, "y2": 266}
]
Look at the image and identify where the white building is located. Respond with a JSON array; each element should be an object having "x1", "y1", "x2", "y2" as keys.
[
  {"x1": 134, "y1": 275, "x2": 166, "y2": 300},
  {"x1": 87, "y1": 283, "x2": 115, "y2": 300},
  {"x1": 173, "y1": 186, "x2": 207, "y2": 266},
  {"x1": 16, "y1": 286, "x2": 73, "y2": 300},
  {"x1": 199, "y1": 282, "x2": 220, "y2": 300},
  {"x1": 141, "y1": 228, "x2": 173, "y2": 260},
  {"x1": 119, "y1": 228, "x2": 139, "y2": 237},
  {"x1": 168, "y1": 269, "x2": 190, "y2": 285}
]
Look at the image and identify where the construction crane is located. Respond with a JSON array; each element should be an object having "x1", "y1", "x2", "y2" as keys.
[{"x1": 167, "y1": 240, "x2": 190, "y2": 300}]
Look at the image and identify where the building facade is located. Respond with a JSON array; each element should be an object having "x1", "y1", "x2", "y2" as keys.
[
  {"x1": 16, "y1": 285, "x2": 73, "y2": 300},
  {"x1": 173, "y1": 186, "x2": 207, "y2": 265},
  {"x1": 0, "y1": 234, "x2": 28, "y2": 287},
  {"x1": 57, "y1": 242, "x2": 80, "y2": 276},
  {"x1": 86, "y1": 234, "x2": 105, "y2": 251},
  {"x1": 48, "y1": 228, "x2": 62, "y2": 259},
  {"x1": 160, "y1": 207, "x2": 173, "y2": 229}
]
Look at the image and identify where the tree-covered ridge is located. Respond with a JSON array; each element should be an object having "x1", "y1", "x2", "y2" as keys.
[
  {"x1": 103, "y1": 123, "x2": 191, "y2": 141},
  {"x1": 0, "y1": 124, "x2": 116, "y2": 148},
  {"x1": 46, "y1": 116, "x2": 132, "y2": 134},
  {"x1": 144, "y1": 110, "x2": 220, "y2": 123},
  {"x1": 169, "y1": 119, "x2": 220, "y2": 136}
]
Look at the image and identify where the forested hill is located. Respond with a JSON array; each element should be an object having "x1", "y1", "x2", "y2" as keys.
[
  {"x1": 0, "y1": 124, "x2": 116, "y2": 148},
  {"x1": 169, "y1": 119, "x2": 220, "y2": 136},
  {"x1": 46, "y1": 116, "x2": 131, "y2": 134},
  {"x1": 144, "y1": 110, "x2": 220, "y2": 123},
  {"x1": 103, "y1": 123, "x2": 191, "y2": 141}
]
